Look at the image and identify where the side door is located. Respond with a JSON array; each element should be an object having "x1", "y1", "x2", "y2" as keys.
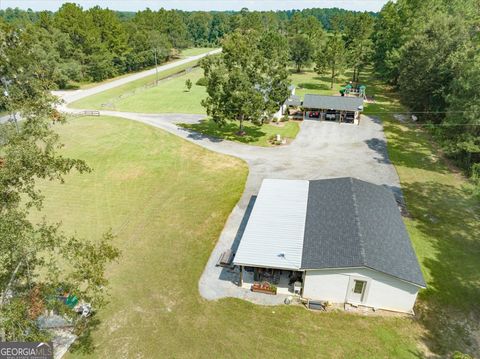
[{"x1": 347, "y1": 277, "x2": 368, "y2": 304}]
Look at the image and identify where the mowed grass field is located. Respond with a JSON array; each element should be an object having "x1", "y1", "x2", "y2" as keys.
[
  {"x1": 179, "y1": 47, "x2": 217, "y2": 57},
  {"x1": 33, "y1": 116, "x2": 424, "y2": 358},
  {"x1": 103, "y1": 67, "x2": 206, "y2": 114},
  {"x1": 70, "y1": 62, "x2": 206, "y2": 112},
  {"x1": 290, "y1": 67, "x2": 357, "y2": 98}
]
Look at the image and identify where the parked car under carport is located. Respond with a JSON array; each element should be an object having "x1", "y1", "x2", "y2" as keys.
[{"x1": 302, "y1": 94, "x2": 364, "y2": 125}]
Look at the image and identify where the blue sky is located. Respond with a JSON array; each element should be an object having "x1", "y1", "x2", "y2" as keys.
[{"x1": 1, "y1": 1, "x2": 390, "y2": 12}]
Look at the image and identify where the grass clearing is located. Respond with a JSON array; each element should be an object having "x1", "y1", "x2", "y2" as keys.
[
  {"x1": 179, "y1": 118, "x2": 301, "y2": 147},
  {"x1": 289, "y1": 67, "x2": 356, "y2": 98},
  {"x1": 180, "y1": 47, "x2": 217, "y2": 57},
  {"x1": 363, "y1": 70, "x2": 480, "y2": 356},
  {"x1": 69, "y1": 60, "x2": 205, "y2": 111},
  {"x1": 33, "y1": 116, "x2": 423, "y2": 358},
  {"x1": 93, "y1": 67, "x2": 207, "y2": 114}
]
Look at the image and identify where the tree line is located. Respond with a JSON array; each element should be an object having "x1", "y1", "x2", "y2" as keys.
[
  {"x1": 373, "y1": 0, "x2": 480, "y2": 192},
  {"x1": 0, "y1": 5, "x2": 371, "y2": 86}
]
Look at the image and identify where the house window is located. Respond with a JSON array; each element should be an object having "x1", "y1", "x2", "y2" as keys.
[{"x1": 353, "y1": 280, "x2": 366, "y2": 294}]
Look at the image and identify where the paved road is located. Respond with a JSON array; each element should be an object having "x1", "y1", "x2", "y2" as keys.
[{"x1": 54, "y1": 48, "x2": 221, "y2": 105}]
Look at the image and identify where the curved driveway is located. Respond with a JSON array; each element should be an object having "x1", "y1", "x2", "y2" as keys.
[
  {"x1": 58, "y1": 55, "x2": 402, "y2": 305},
  {"x1": 88, "y1": 110, "x2": 402, "y2": 304}
]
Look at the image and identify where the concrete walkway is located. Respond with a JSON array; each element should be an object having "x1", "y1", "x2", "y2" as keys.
[{"x1": 56, "y1": 53, "x2": 402, "y2": 305}]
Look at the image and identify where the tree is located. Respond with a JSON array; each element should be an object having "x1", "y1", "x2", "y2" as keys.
[
  {"x1": 289, "y1": 35, "x2": 314, "y2": 72},
  {"x1": 201, "y1": 30, "x2": 290, "y2": 132},
  {"x1": 288, "y1": 13, "x2": 323, "y2": 40},
  {"x1": 185, "y1": 78, "x2": 192, "y2": 92},
  {"x1": 440, "y1": 50, "x2": 480, "y2": 182},
  {"x1": 340, "y1": 12, "x2": 374, "y2": 83},
  {"x1": 188, "y1": 12, "x2": 212, "y2": 46},
  {"x1": 315, "y1": 33, "x2": 346, "y2": 88},
  {"x1": 0, "y1": 22, "x2": 119, "y2": 342},
  {"x1": 397, "y1": 13, "x2": 470, "y2": 115}
]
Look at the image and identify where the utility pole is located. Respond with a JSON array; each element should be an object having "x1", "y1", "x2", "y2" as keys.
[{"x1": 154, "y1": 48, "x2": 159, "y2": 85}]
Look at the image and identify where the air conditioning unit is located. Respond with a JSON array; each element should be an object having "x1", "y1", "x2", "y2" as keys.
[{"x1": 293, "y1": 281, "x2": 302, "y2": 295}]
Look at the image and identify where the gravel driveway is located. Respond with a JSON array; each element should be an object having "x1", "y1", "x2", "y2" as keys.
[
  {"x1": 88, "y1": 111, "x2": 401, "y2": 304},
  {"x1": 57, "y1": 57, "x2": 401, "y2": 304}
]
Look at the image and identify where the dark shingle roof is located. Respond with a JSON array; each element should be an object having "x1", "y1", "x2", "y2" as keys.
[
  {"x1": 303, "y1": 94, "x2": 364, "y2": 112},
  {"x1": 301, "y1": 178, "x2": 425, "y2": 287},
  {"x1": 286, "y1": 95, "x2": 301, "y2": 107}
]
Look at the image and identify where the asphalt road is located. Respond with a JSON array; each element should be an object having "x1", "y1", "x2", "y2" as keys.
[{"x1": 53, "y1": 48, "x2": 221, "y2": 105}]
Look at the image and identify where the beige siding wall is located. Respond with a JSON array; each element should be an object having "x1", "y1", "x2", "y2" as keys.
[{"x1": 303, "y1": 268, "x2": 420, "y2": 313}]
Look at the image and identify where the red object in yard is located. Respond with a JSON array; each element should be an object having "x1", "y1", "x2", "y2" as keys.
[{"x1": 251, "y1": 281, "x2": 277, "y2": 295}]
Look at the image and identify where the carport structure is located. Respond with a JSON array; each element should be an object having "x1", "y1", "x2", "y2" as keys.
[{"x1": 303, "y1": 94, "x2": 364, "y2": 125}]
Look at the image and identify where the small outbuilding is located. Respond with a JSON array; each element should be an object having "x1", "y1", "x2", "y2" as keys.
[
  {"x1": 234, "y1": 177, "x2": 425, "y2": 314},
  {"x1": 303, "y1": 94, "x2": 364, "y2": 124}
]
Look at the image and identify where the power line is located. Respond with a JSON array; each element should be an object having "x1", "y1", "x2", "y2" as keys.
[{"x1": 364, "y1": 110, "x2": 477, "y2": 114}]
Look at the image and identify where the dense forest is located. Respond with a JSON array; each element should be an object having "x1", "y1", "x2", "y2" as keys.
[
  {"x1": 0, "y1": 1, "x2": 479, "y2": 187},
  {"x1": 0, "y1": 5, "x2": 364, "y2": 85},
  {"x1": 373, "y1": 0, "x2": 480, "y2": 192}
]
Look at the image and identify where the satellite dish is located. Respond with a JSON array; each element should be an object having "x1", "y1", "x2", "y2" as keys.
[{"x1": 278, "y1": 252, "x2": 286, "y2": 258}]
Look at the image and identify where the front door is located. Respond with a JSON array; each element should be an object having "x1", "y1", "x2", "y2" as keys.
[{"x1": 348, "y1": 279, "x2": 367, "y2": 304}]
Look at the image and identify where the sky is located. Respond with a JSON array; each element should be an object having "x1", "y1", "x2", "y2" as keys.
[{"x1": 0, "y1": 1, "x2": 390, "y2": 12}]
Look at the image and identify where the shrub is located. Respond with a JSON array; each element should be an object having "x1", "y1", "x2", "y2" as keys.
[{"x1": 196, "y1": 77, "x2": 208, "y2": 86}]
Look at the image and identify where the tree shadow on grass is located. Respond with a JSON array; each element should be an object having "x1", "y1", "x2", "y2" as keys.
[
  {"x1": 402, "y1": 181, "x2": 480, "y2": 356},
  {"x1": 179, "y1": 119, "x2": 266, "y2": 144},
  {"x1": 297, "y1": 82, "x2": 330, "y2": 92},
  {"x1": 364, "y1": 114, "x2": 451, "y2": 175},
  {"x1": 68, "y1": 315, "x2": 101, "y2": 356}
]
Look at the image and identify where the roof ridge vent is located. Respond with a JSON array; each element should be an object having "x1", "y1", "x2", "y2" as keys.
[{"x1": 350, "y1": 178, "x2": 366, "y2": 265}]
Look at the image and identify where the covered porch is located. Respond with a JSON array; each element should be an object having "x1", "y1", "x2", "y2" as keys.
[{"x1": 240, "y1": 266, "x2": 303, "y2": 296}]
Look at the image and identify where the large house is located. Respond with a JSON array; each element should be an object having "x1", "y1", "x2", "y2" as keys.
[{"x1": 233, "y1": 177, "x2": 425, "y2": 314}]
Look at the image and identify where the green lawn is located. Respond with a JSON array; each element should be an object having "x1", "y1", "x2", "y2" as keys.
[
  {"x1": 37, "y1": 64, "x2": 480, "y2": 357},
  {"x1": 179, "y1": 118, "x2": 301, "y2": 147},
  {"x1": 290, "y1": 67, "x2": 355, "y2": 98},
  {"x1": 70, "y1": 61, "x2": 205, "y2": 111},
  {"x1": 34, "y1": 116, "x2": 422, "y2": 358},
  {"x1": 94, "y1": 67, "x2": 206, "y2": 114},
  {"x1": 180, "y1": 47, "x2": 217, "y2": 57},
  {"x1": 363, "y1": 71, "x2": 480, "y2": 356}
]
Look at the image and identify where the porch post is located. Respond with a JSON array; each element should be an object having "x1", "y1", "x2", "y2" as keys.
[{"x1": 239, "y1": 266, "x2": 243, "y2": 287}]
